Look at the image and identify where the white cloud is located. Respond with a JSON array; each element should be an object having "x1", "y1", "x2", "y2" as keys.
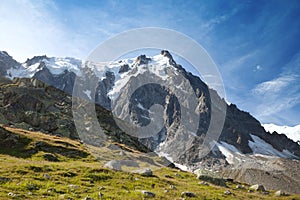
[
  {"x1": 223, "y1": 50, "x2": 259, "y2": 73},
  {"x1": 0, "y1": 0, "x2": 98, "y2": 62},
  {"x1": 251, "y1": 53, "x2": 300, "y2": 123},
  {"x1": 252, "y1": 75, "x2": 298, "y2": 97}
]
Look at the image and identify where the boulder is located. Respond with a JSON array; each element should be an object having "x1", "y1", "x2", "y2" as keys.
[
  {"x1": 236, "y1": 184, "x2": 244, "y2": 189},
  {"x1": 181, "y1": 191, "x2": 196, "y2": 197},
  {"x1": 274, "y1": 190, "x2": 286, "y2": 196},
  {"x1": 132, "y1": 168, "x2": 152, "y2": 176},
  {"x1": 104, "y1": 160, "x2": 121, "y2": 171},
  {"x1": 224, "y1": 190, "x2": 232, "y2": 195},
  {"x1": 141, "y1": 190, "x2": 155, "y2": 198},
  {"x1": 249, "y1": 184, "x2": 265, "y2": 192},
  {"x1": 43, "y1": 173, "x2": 51, "y2": 179}
]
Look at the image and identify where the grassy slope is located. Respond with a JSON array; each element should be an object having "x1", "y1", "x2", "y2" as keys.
[{"x1": 0, "y1": 125, "x2": 299, "y2": 200}]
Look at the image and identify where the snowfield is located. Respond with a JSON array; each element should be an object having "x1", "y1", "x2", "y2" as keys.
[{"x1": 263, "y1": 123, "x2": 300, "y2": 142}]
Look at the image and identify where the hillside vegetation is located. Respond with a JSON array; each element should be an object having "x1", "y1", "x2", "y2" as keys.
[{"x1": 0, "y1": 125, "x2": 299, "y2": 200}]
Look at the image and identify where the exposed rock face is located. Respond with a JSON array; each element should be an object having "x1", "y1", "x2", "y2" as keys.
[
  {"x1": 0, "y1": 76, "x2": 149, "y2": 153},
  {"x1": 0, "y1": 78, "x2": 77, "y2": 139},
  {"x1": 222, "y1": 158, "x2": 300, "y2": 194},
  {"x1": 0, "y1": 51, "x2": 20, "y2": 76},
  {"x1": 33, "y1": 65, "x2": 76, "y2": 95}
]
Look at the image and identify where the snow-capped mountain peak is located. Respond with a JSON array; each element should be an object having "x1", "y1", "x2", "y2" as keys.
[
  {"x1": 6, "y1": 56, "x2": 82, "y2": 79},
  {"x1": 263, "y1": 123, "x2": 300, "y2": 143}
]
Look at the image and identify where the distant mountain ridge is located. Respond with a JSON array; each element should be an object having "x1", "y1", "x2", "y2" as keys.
[
  {"x1": 1, "y1": 50, "x2": 300, "y2": 193},
  {"x1": 263, "y1": 123, "x2": 300, "y2": 143}
]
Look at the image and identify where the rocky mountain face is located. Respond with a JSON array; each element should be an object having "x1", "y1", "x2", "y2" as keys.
[
  {"x1": 0, "y1": 76, "x2": 149, "y2": 153},
  {"x1": 1, "y1": 50, "x2": 300, "y2": 193},
  {"x1": 0, "y1": 51, "x2": 20, "y2": 76}
]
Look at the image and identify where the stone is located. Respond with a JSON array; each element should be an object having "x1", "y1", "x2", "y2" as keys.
[
  {"x1": 43, "y1": 173, "x2": 51, "y2": 179},
  {"x1": 47, "y1": 188, "x2": 56, "y2": 193},
  {"x1": 104, "y1": 160, "x2": 121, "y2": 171},
  {"x1": 141, "y1": 190, "x2": 155, "y2": 198},
  {"x1": 133, "y1": 168, "x2": 152, "y2": 176},
  {"x1": 68, "y1": 184, "x2": 79, "y2": 189},
  {"x1": 98, "y1": 186, "x2": 105, "y2": 190},
  {"x1": 119, "y1": 150, "x2": 126, "y2": 156},
  {"x1": 169, "y1": 185, "x2": 176, "y2": 190},
  {"x1": 262, "y1": 191, "x2": 270, "y2": 195},
  {"x1": 181, "y1": 191, "x2": 196, "y2": 197},
  {"x1": 249, "y1": 184, "x2": 265, "y2": 192},
  {"x1": 198, "y1": 181, "x2": 209, "y2": 186},
  {"x1": 236, "y1": 184, "x2": 243, "y2": 189},
  {"x1": 8, "y1": 192, "x2": 17, "y2": 197},
  {"x1": 274, "y1": 190, "x2": 286, "y2": 196},
  {"x1": 224, "y1": 190, "x2": 231, "y2": 195}
]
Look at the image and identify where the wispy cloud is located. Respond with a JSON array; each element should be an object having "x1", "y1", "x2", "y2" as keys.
[
  {"x1": 251, "y1": 53, "x2": 300, "y2": 124},
  {"x1": 0, "y1": 0, "x2": 66, "y2": 61},
  {"x1": 253, "y1": 75, "x2": 298, "y2": 97},
  {"x1": 0, "y1": 0, "x2": 122, "y2": 62}
]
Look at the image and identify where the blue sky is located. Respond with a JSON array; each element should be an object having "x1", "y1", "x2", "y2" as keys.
[{"x1": 1, "y1": 0, "x2": 300, "y2": 126}]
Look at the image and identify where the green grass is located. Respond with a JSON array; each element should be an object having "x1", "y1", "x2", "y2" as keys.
[{"x1": 0, "y1": 125, "x2": 299, "y2": 200}]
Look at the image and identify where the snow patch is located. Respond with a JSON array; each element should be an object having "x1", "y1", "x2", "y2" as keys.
[
  {"x1": 215, "y1": 142, "x2": 242, "y2": 164},
  {"x1": 44, "y1": 57, "x2": 82, "y2": 76},
  {"x1": 249, "y1": 134, "x2": 298, "y2": 159},
  {"x1": 156, "y1": 151, "x2": 189, "y2": 171},
  {"x1": 107, "y1": 54, "x2": 174, "y2": 100},
  {"x1": 263, "y1": 123, "x2": 300, "y2": 142},
  {"x1": 7, "y1": 57, "x2": 82, "y2": 79}
]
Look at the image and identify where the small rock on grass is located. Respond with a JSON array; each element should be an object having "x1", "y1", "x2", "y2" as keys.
[
  {"x1": 43, "y1": 173, "x2": 51, "y2": 179},
  {"x1": 224, "y1": 190, "x2": 232, "y2": 195},
  {"x1": 104, "y1": 160, "x2": 121, "y2": 171},
  {"x1": 181, "y1": 191, "x2": 196, "y2": 197},
  {"x1": 132, "y1": 168, "x2": 152, "y2": 176},
  {"x1": 68, "y1": 184, "x2": 79, "y2": 189},
  {"x1": 169, "y1": 185, "x2": 176, "y2": 189},
  {"x1": 235, "y1": 184, "x2": 244, "y2": 189},
  {"x1": 249, "y1": 184, "x2": 265, "y2": 192},
  {"x1": 274, "y1": 190, "x2": 287, "y2": 196},
  {"x1": 141, "y1": 190, "x2": 155, "y2": 198},
  {"x1": 8, "y1": 192, "x2": 17, "y2": 197}
]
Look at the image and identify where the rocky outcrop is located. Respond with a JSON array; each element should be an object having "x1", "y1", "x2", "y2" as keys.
[
  {"x1": 0, "y1": 76, "x2": 149, "y2": 153},
  {"x1": 33, "y1": 65, "x2": 76, "y2": 95},
  {"x1": 0, "y1": 51, "x2": 20, "y2": 76}
]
